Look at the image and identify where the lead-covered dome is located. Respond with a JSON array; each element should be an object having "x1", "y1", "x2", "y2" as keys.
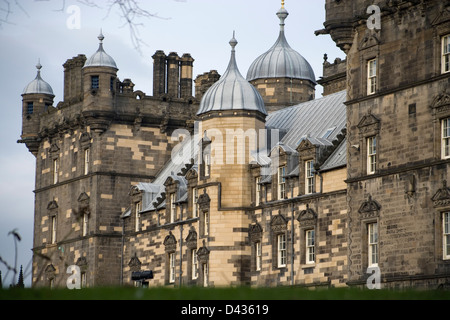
[
  {"x1": 197, "y1": 34, "x2": 267, "y2": 116},
  {"x1": 23, "y1": 61, "x2": 54, "y2": 96},
  {"x1": 83, "y1": 31, "x2": 118, "y2": 70},
  {"x1": 246, "y1": 6, "x2": 316, "y2": 83}
]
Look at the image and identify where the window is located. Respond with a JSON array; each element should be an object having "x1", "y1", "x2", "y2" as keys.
[
  {"x1": 91, "y1": 76, "x2": 99, "y2": 89},
  {"x1": 82, "y1": 213, "x2": 88, "y2": 237},
  {"x1": 192, "y1": 188, "x2": 198, "y2": 218},
  {"x1": 368, "y1": 59, "x2": 377, "y2": 95},
  {"x1": 27, "y1": 102, "x2": 34, "y2": 115},
  {"x1": 305, "y1": 160, "x2": 315, "y2": 194},
  {"x1": 278, "y1": 166, "x2": 286, "y2": 200},
  {"x1": 444, "y1": 212, "x2": 450, "y2": 260},
  {"x1": 203, "y1": 211, "x2": 209, "y2": 236},
  {"x1": 367, "y1": 136, "x2": 377, "y2": 175},
  {"x1": 135, "y1": 202, "x2": 141, "y2": 232},
  {"x1": 306, "y1": 230, "x2": 315, "y2": 264},
  {"x1": 255, "y1": 177, "x2": 261, "y2": 206},
  {"x1": 53, "y1": 159, "x2": 59, "y2": 184},
  {"x1": 202, "y1": 263, "x2": 208, "y2": 287},
  {"x1": 84, "y1": 148, "x2": 90, "y2": 175},
  {"x1": 81, "y1": 272, "x2": 87, "y2": 288},
  {"x1": 110, "y1": 77, "x2": 115, "y2": 91},
  {"x1": 169, "y1": 253, "x2": 176, "y2": 283},
  {"x1": 277, "y1": 234, "x2": 287, "y2": 268},
  {"x1": 51, "y1": 216, "x2": 57, "y2": 244},
  {"x1": 204, "y1": 154, "x2": 211, "y2": 177},
  {"x1": 442, "y1": 118, "x2": 450, "y2": 159},
  {"x1": 170, "y1": 193, "x2": 176, "y2": 223},
  {"x1": 442, "y1": 35, "x2": 450, "y2": 74},
  {"x1": 256, "y1": 242, "x2": 262, "y2": 271},
  {"x1": 368, "y1": 223, "x2": 378, "y2": 267},
  {"x1": 192, "y1": 249, "x2": 198, "y2": 280}
]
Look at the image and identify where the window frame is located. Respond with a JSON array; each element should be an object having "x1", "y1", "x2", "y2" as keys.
[
  {"x1": 305, "y1": 229, "x2": 315, "y2": 265},
  {"x1": 277, "y1": 233, "x2": 287, "y2": 268},
  {"x1": 82, "y1": 213, "x2": 88, "y2": 237},
  {"x1": 192, "y1": 188, "x2": 198, "y2": 218},
  {"x1": 203, "y1": 211, "x2": 209, "y2": 236},
  {"x1": 53, "y1": 159, "x2": 59, "y2": 185},
  {"x1": 367, "y1": 136, "x2": 377, "y2": 175},
  {"x1": 169, "y1": 252, "x2": 176, "y2": 284},
  {"x1": 91, "y1": 75, "x2": 99, "y2": 90},
  {"x1": 442, "y1": 118, "x2": 450, "y2": 160},
  {"x1": 27, "y1": 102, "x2": 34, "y2": 115},
  {"x1": 170, "y1": 193, "x2": 176, "y2": 223},
  {"x1": 442, "y1": 35, "x2": 450, "y2": 74},
  {"x1": 51, "y1": 215, "x2": 57, "y2": 244},
  {"x1": 444, "y1": 212, "x2": 450, "y2": 260},
  {"x1": 368, "y1": 222, "x2": 379, "y2": 267},
  {"x1": 192, "y1": 249, "x2": 198, "y2": 280},
  {"x1": 255, "y1": 241, "x2": 262, "y2": 271},
  {"x1": 202, "y1": 263, "x2": 209, "y2": 287},
  {"x1": 84, "y1": 148, "x2": 90, "y2": 175},
  {"x1": 255, "y1": 177, "x2": 261, "y2": 206},
  {"x1": 367, "y1": 58, "x2": 377, "y2": 95},
  {"x1": 278, "y1": 166, "x2": 286, "y2": 200},
  {"x1": 305, "y1": 160, "x2": 315, "y2": 195},
  {"x1": 135, "y1": 201, "x2": 141, "y2": 232}
]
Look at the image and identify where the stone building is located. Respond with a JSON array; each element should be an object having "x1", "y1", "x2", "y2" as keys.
[{"x1": 19, "y1": 1, "x2": 450, "y2": 289}]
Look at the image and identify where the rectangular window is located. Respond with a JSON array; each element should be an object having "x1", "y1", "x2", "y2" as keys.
[
  {"x1": 192, "y1": 188, "x2": 198, "y2": 218},
  {"x1": 81, "y1": 273, "x2": 87, "y2": 288},
  {"x1": 444, "y1": 212, "x2": 450, "y2": 260},
  {"x1": 278, "y1": 166, "x2": 286, "y2": 200},
  {"x1": 443, "y1": 35, "x2": 450, "y2": 74},
  {"x1": 27, "y1": 102, "x2": 34, "y2": 115},
  {"x1": 442, "y1": 118, "x2": 450, "y2": 159},
  {"x1": 53, "y1": 159, "x2": 59, "y2": 184},
  {"x1": 255, "y1": 177, "x2": 261, "y2": 206},
  {"x1": 202, "y1": 263, "x2": 208, "y2": 287},
  {"x1": 135, "y1": 202, "x2": 141, "y2": 232},
  {"x1": 192, "y1": 249, "x2": 198, "y2": 280},
  {"x1": 305, "y1": 160, "x2": 315, "y2": 195},
  {"x1": 367, "y1": 136, "x2": 377, "y2": 175},
  {"x1": 51, "y1": 216, "x2": 57, "y2": 244},
  {"x1": 306, "y1": 230, "x2": 315, "y2": 264},
  {"x1": 82, "y1": 213, "x2": 88, "y2": 237},
  {"x1": 256, "y1": 241, "x2": 262, "y2": 271},
  {"x1": 368, "y1": 59, "x2": 377, "y2": 95},
  {"x1": 169, "y1": 253, "x2": 176, "y2": 284},
  {"x1": 277, "y1": 234, "x2": 287, "y2": 268},
  {"x1": 110, "y1": 77, "x2": 115, "y2": 91},
  {"x1": 170, "y1": 193, "x2": 176, "y2": 223},
  {"x1": 203, "y1": 211, "x2": 209, "y2": 236},
  {"x1": 84, "y1": 148, "x2": 90, "y2": 175},
  {"x1": 368, "y1": 222, "x2": 378, "y2": 267},
  {"x1": 204, "y1": 154, "x2": 211, "y2": 177},
  {"x1": 91, "y1": 76, "x2": 99, "y2": 89}
]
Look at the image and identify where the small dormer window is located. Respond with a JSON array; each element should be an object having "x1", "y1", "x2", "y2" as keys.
[
  {"x1": 170, "y1": 193, "x2": 176, "y2": 223},
  {"x1": 91, "y1": 76, "x2": 99, "y2": 89}
]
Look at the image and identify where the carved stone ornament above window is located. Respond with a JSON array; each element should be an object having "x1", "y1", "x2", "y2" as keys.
[
  {"x1": 197, "y1": 240, "x2": 210, "y2": 264},
  {"x1": 185, "y1": 227, "x2": 198, "y2": 249},
  {"x1": 430, "y1": 91, "x2": 450, "y2": 115},
  {"x1": 128, "y1": 253, "x2": 142, "y2": 272},
  {"x1": 77, "y1": 192, "x2": 90, "y2": 215},
  {"x1": 358, "y1": 195, "x2": 381, "y2": 219},
  {"x1": 249, "y1": 223, "x2": 263, "y2": 242},
  {"x1": 357, "y1": 111, "x2": 381, "y2": 136},
  {"x1": 76, "y1": 257, "x2": 88, "y2": 273},
  {"x1": 164, "y1": 231, "x2": 177, "y2": 253},
  {"x1": 49, "y1": 143, "x2": 60, "y2": 155},
  {"x1": 270, "y1": 211, "x2": 288, "y2": 234},
  {"x1": 297, "y1": 205, "x2": 318, "y2": 228},
  {"x1": 432, "y1": 180, "x2": 450, "y2": 208},
  {"x1": 197, "y1": 190, "x2": 211, "y2": 212},
  {"x1": 80, "y1": 132, "x2": 92, "y2": 148},
  {"x1": 45, "y1": 264, "x2": 56, "y2": 280},
  {"x1": 47, "y1": 200, "x2": 59, "y2": 211},
  {"x1": 358, "y1": 30, "x2": 381, "y2": 51}
]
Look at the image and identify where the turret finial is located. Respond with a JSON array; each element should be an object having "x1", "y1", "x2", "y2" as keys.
[
  {"x1": 229, "y1": 31, "x2": 238, "y2": 51},
  {"x1": 36, "y1": 59, "x2": 42, "y2": 71},
  {"x1": 282, "y1": 0, "x2": 285, "y2": 8},
  {"x1": 98, "y1": 29, "x2": 105, "y2": 43}
]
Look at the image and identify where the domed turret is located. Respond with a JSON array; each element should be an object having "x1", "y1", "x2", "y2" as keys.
[
  {"x1": 23, "y1": 61, "x2": 54, "y2": 96},
  {"x1": 197, "y1": 33, "x2": 267, "y2": 116},
  {"x1": 246, "y1": 2, "x2": 316, "y2": 111},
  {"x1": 83, "y1": 31, "x2": 118, "y2": 70}
]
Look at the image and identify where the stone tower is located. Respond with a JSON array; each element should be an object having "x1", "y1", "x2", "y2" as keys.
[{"x1": 20, "y1": 32, "x2": 198, "y2": 288}]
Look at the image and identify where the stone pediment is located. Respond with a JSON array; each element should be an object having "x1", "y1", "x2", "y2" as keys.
[
  {"x1": 358, "y1": 32, "x2": 380, "y2": 50},
  {"x1": 128, "y1": 253, "x2": 142, "y2": 272},
  {"x1": 271, "y1": 212, "x2": 287, "y2": 233},
  {"x1": 357, "y1": 113, "x2": 380, "y2": 129},
  {"x1": 249, "y1": 223, "x2": 263, "y2": 242},
  {"x1": 78, "y1": 192, "x2": 90, "y2": 203},
  {"x1": 358, "y1": 195, "x2": 381, "y2": 219},
  {"x1": 432, "y1": 181, "x2": 450, "y2": 208},
  {"x1": 164, "y1": 231, "x2": 177, "y2": 252},
  {"x1": 47, "y1": 200, "x2": 58, "y2": 211},
  {"x1": 297, "y1": 205, "x2": 317, "y2": 227},
  {"x1": 430, "y1": 92, "x2": 450, "y2": 114},
  {"x1": 185, "y1": 167, "x2": 198, "y2": 180},
  {"x1": 185, "y1": 227, "x2": 198, "y2": 249},
  {"x1": 49, "y1": 143, "x2": 60, "y2": 154},
  {"x1": 197, "y1": 240, "x2": 210, "y2": 263},
  {"x1": 432, "y1": 6, "x2": 450, "y2": 26},
  {"x1": 297, "y1": 138, "x2": 315, "y2": 152},
  {"x1": 197, "y1": 191, "x2": 211, "y2": 211}
]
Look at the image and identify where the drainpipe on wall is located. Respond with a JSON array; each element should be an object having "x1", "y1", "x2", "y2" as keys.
[
  {"x1": 290, "y1": 202, "x2": 295, "y2": 286},
  {"x1": 120, "y1": 216, "x2": 124, "y2": 286},
  {"x1": 179, "y1": 204, "x2": 184, "y2": 287}
]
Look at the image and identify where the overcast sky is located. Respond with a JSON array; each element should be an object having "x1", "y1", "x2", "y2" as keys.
[{"x1": 0, "y1": 0, "x2": 343, "y2": 288}]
